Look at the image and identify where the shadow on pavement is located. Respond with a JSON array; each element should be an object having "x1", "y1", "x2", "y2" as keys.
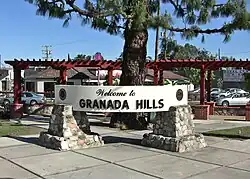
[
  {"x1": 102, "y1": 136, "x2": 142, "y2": 146},
  {"x1": 90, "y1": 121, "x2": 110, "y2": 127},
  {"x1": 20, "y1": 116, "x2": 50, "y2": 123},
  {"x1": 4, "y1": 135, "x2": 39, "y2": 145}
]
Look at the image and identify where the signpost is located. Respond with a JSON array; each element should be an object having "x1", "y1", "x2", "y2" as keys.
[{"x1": 55, "y1": 85, "x2": 188, "y2": 112}]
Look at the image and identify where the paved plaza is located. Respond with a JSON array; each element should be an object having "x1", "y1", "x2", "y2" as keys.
[{"x1": 1, "y1": 117, "x2": 250, "y2": 179}]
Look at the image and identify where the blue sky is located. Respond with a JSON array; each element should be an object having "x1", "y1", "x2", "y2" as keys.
[{"x1": 0, "y1": 0, "x2": 250, "y2": 63}]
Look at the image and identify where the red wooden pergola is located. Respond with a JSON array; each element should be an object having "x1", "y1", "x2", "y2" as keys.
[{"x1": 4, "y1": 58, "x2": 250, "y2": 109}]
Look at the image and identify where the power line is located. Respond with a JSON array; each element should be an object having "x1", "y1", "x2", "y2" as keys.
[
  {"x1": 223, "y1": 50, "x2": 250, "y2": 56},
  {"x1": 52, "y1": 39, "x2": 88, "y2": 47}
]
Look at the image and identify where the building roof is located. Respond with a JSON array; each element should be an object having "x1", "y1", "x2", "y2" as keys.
[
  {"x1": 146, "y1": 69, "x2": 187, "y2": 80},
  {"x1": 24, "y1": 67, "x2": 106, "y2": 80},
  {"x1": 0, "y1": 69, "x2": 9, "y2": 81},
  {"x1": 24, "y1": 67, "x2": 78, "y2": 80},
  {"x1": 24, "y1": 67, "x2": 186, "y2": 81}
]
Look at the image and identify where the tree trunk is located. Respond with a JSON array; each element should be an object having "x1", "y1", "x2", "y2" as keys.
[{"x1": 109, "y1": 27, "x2": 149, "y2": 130}]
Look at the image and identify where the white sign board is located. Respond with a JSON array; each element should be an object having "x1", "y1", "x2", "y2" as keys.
[{"x1": 55, "y1": 85, "x2": 188, "y2": 112}]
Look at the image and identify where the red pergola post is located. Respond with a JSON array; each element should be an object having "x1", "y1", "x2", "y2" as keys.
[
  {"x1": 10, "y1": 66, "x2": 23, "y2": 119},
  {"x1": 200, "y1": 65, "x2": 206, "y2": 105},
  {"x1": 107, "y1": 69, "x2": 113, "y2": 85},
  {"x1": 13, "y1": 67, "x2": 22, "y2": 104},
  {"x1": 59, "y1": 69, "x2": 67, "y2": 85},
  {"x1": 207, "y1": 70, "x2": 212, "y2": 102},
  {"x1": 159, "y1": 69, "x2": 164, "y2": 85},
  {"x1": 154, "y1": 67, "x2": 158, "y2": 85}
]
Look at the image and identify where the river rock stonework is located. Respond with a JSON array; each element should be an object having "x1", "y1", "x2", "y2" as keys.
[
  {"x1": 141, "y1": 105, "x2": 207, "y2": 153},
  {"x1": 39, "y1": 104, "x2": 104, "y2": 151}
]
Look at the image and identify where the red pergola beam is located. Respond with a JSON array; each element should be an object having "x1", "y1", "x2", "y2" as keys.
[
  {"x1": 6, "y1": 59, "x2": 250, "y2": 71},
  {"x1": 5, "y1": 58, "x2": 250, "y2": 110}
]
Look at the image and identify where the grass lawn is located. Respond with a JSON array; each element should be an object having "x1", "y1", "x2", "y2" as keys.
[
  {"x1": 203, "y1": 126, "x2": 250, "y2": 139},
  {"x1": 0, "y1": 120, "x2": 45, "y2": 137}
]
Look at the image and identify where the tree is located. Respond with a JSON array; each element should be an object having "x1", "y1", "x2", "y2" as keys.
[
  {"x1": 220, "y1": 56, "x2": 234, "y2": 61},
  {"x1": 74, "y1": 54, "x2": 92, "y2": 60},
  {"x1": 159, "y1": 39, "x2": 216, "y2": 86},
  {"x1": 26, "y1": 0, "x2": 250, "y2": 129},
  {"x1": 93, "y1": 52, "x2": 104, "y2": 60}
]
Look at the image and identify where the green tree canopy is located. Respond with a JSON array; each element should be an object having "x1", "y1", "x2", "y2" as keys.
[
  {"x1": 74, "y1": 54, "x2": 92, "y2": 60},
  {"x1": 159, "y1": 39, "x2": 216, "y2": 60},
  {"x1": 159, "y1": 39, "x2": 217, "y2": 86},
  {"x1": 26, "y1": 0, "x2": 250, "y2": 129}
]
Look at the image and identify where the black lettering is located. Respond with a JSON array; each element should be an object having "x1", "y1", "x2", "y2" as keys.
[
  {"x1": 146, "y1": 100, "x2": 152, "y2": 109},
  {"x1": 104, "y1": 89, "x2": 112, "y2": 96},
  {"x1": 92, "y1": 100, "x2": 99, "y2": 109},
  {"x1": 86, "y1": 99, "x2": 92, "y2": 108},
  {"x1": 158, "y1": 99, "x2": 164, "y2": 108},
  {"x1": 136, "y1": 100, "x2": 143, "y2": 109},
  {"x1": 114, "y1": 100, "x2": 121, "y2": 109},
  {"x1": 96, "y1": 89, "x2": 104, "y2": 96},
  {"x1": 144, "y1": 99, "x2": 147, "y2": 109},
  {"x1": 153, "y1": 99, "x2": 157, "y2": 109},
  {"x1": 79, "y1": 99, "x2": 85, "y2": 108},
  {"x1": 97, "y1": 89, "x2": 127, "y2": 96},
  {"x1": 121, "y1": 100, "x2": 129, "y2": 110},
  {"x1": 99, "y1": 100, "x2": 106, "y2": 109},
  {"x1": 107, "y1": 100, "x2": 114, "y2": 109}
]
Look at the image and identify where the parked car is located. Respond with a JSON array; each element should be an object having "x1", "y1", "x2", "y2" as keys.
[
  {"x1": 2, "y1": 92, "x2": 45, "y2": 106},
  {"x1": 216, "y1": 93, "x2": 250, "y2": 106},
  {"x1": 211, "y1": 88, "x2": 222, "y2": 93},
  {"x1": 210, "y1": 88, "x2": 222, "y2": 101},
  {"x1": 226, "y1": 88, "x2": 248, "y2": 94}
]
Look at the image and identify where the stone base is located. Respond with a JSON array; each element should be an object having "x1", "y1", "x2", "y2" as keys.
[
  {"x1": 39, "y1": 131, "x2": 104, "y2": 151},
  {"x1": 38, "y1": 104, "x2": 104, "y2": 151},
  {"x1": 141, "y1": 133, "x2": 207, "y2": 153}
]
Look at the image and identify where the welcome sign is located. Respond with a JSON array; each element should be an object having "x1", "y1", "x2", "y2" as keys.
[{"x1": 55, "y1": 85, "x2": 188, "y2": 112}]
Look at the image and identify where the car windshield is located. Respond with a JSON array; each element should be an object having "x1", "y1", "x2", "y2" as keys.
[
  {"x1": 30, "y1": 92, "x2": 41, "y2": 97},
  {"x1": 226, "y1": 94, "x2": 234, "y2": 98},
  {"x1": 24, "y1": 92, "x2": 39, "y2": 97}
]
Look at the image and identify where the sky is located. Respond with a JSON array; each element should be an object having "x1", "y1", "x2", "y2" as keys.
[{"x1": 0, "y1": 0, "x2": 250, "y2": 64}]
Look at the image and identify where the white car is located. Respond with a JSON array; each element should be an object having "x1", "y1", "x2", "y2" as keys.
[
  {"x1": 218, "y1": 88, "x2": 248, "y2": 98},
  {"x1": 216, "y1": 93, "x2": 250, "y2": 106}
]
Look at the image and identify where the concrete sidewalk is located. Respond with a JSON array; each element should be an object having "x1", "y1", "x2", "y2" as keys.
[
  {"x1": 1, "y1": 118, "x2": 250, "y2": 179},
  {"x1": 15, "y1": 115, "x2": 250, "y2": 133}
]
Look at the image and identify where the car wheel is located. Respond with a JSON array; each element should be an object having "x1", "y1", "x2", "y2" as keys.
[
  {"x1": 30, "y1": 100, "x2": 37, "y2": 106},
  {"x1": 3, "y1": 99, "x2": 10, "y2": 106},
  {"x1": 222, "y1": 101, "x2": 229, "y2": 107}
]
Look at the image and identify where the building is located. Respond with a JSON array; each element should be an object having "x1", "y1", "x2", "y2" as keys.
[
  {"x1": 0, "y1": 67, "x2": 24, "y2": 92},
  {"x1": 23, "y1": 67, "x2": 191, "y2": 97},
  {"x1": 222, "y1": 68, "x2": 247, "y2": 89}
]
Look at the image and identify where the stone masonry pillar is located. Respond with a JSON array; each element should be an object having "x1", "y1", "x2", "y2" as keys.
[
  {"x1": 39, "y1": 104, "x2": 104, "y2": 151},
  {"x1": 141, "y1": 105, "x2": 207, "y2": 153}
]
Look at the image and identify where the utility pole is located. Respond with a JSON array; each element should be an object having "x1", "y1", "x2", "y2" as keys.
[
  {"x1": 218, "y1": 48, "x2": 221, "y2": 60},
  {"x1": 0, "y1": 54, "x2": 2, "y2": 69},
  {"x1": 163, "y1": 29, "x2": 167, "y2": 59},
  {"x1": 154, "y1": 0, "x2": 160, "y2": 62},
  {"x1": 42, "y1": 45, "x2": 52, "y2": 61}
]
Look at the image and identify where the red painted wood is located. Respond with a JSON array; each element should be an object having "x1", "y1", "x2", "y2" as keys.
[
  {"x1": 13, "y1": 68, "x2": 22, "y2": 104},
  {"x1": 5, "y1": 59, "x2": 250, "y2": 71},
  {"x1": 207, "y1": 70, "x2": 212, "y2": 102},
  {"x1": 108, "y1": 69, "x2": 113, "y2": 85},
  {"x1": 59, "y1": 69, "x2": 67, "y2": 85},
  {"x1": 159, "y1": 69, "x2": 164, "y2": 85},
  {"x1": 200, "y1": 65, "x2": 206, "y2": 105},
  {"x1": 153, "y1": 68, "x2": 158, "y2": 85}
]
